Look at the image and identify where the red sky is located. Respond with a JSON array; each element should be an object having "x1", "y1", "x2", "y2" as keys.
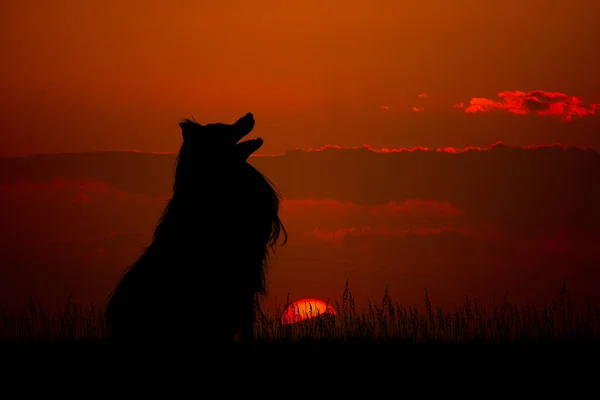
[
  {"x1": 2, "y1": 1, "x2": 600, "y2": 312},
  {"x1": 2, "y1": 0, "x2": 600, "y2": 156},
  {"x1": 2, "y1": 145, "x2": 600, "y2": 311}
]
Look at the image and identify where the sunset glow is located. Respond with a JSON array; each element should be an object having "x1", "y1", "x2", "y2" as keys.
[
  {"x1": 281, "y1": 299, "x2": 337, "y2": 325},
  {"x1": 3, "y1": 1, "x2": 600, "y2": 347}
]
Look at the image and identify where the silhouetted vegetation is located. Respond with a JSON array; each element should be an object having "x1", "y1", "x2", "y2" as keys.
[{"x1": 2, "y1": 282, "x2": 598, "y2": 346}]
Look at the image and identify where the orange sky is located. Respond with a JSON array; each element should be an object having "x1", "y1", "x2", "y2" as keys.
[{"x1": 2, "y1": 0, "x2": 600, "y2": 156}]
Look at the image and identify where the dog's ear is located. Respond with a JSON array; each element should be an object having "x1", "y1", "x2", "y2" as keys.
[
  {"x1": 236, "y1": 138, "x2": 263, "y2": 160},
  {"x1": 179, "y1": 120, "x2": 200, "y2": 142}
]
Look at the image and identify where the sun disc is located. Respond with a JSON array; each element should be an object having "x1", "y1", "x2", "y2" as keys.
[{"x1": 281, "y1": 298, "x2": 337, "y2": 325}]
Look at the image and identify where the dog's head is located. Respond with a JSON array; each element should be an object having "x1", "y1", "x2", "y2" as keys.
[{"x1": 179, "y1": 112, "x2": 263, "y2": 162}]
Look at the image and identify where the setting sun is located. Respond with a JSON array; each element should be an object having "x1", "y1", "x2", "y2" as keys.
[{"x1": 281, "y1": 298, "x2": 337, "y2": 325}]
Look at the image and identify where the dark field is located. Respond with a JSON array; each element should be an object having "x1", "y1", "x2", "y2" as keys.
[{"x1": 2, "y1": 282, "x2": 599, "y2": 358}]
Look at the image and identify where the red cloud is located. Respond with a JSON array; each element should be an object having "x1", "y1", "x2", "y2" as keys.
[
  {"x1": 0, "y1": 178, "x2": 166, "y2": 247},
  {"x1": 311, "y1": 226, "x2": 499, "y2": 244},
  {"x1": 282, "y1": 199, "x2": 463, "y2": 216},
  {"x1": 99, "y1": 141, "x2": 597, "y2": 159},
  {"x1": 280, "y1": 199, "x2": 470, "y2": 237},
  {"x1": 296, "y1": 141, "x2": 586, "y2": 154},
  {"x1": 463, "y1": 90, "x2": 597, "y2": 121}
]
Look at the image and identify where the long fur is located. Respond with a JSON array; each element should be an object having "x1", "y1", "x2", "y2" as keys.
[{"x1": 105, "y1": 118, "x2": 287, "y2": 345}]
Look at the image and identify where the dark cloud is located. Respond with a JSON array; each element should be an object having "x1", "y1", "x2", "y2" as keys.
[
  {"x1": 265, "y1": 143, "x2": 600, "y2": 238},
  {"x1": 3, "y1": 144, "x2": 600, "y2": 238},
  {"x1": 2, "y1": 145, "x2": 600, "y2": 308}
]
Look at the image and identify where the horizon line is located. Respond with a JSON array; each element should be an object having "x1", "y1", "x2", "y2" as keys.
[{"x1": 3, "y1": 141, "x2": 598, "y2": 159}]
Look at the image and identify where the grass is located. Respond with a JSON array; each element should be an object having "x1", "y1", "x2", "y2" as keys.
[
  {"x1": 3, "y1": 283, "x2": 596, "y2": 383},
  {"x1": 2, "y1": 281, "x2": 599, "y2": 347}
]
